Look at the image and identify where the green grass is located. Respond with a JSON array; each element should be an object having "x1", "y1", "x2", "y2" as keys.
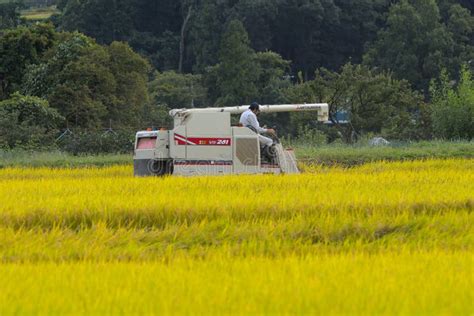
[
  {"x1": 296, "y1": 140, "x2": 474, "y2": 166},
  {"x1": 0, "y1": 150, "x2": 130, "y2": 169},
  {"x1": 1, "y1": 141, "x2": 472, "y2": 169}
]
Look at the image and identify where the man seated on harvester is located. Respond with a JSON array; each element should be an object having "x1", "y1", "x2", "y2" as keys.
[{"x1": 239, "y1": 102, "x2": 278, "y2": 162}]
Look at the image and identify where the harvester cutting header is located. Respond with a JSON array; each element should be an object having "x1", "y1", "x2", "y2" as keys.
[{"x1": 134, "y1": 103, "x2": 329, "y2": 176}]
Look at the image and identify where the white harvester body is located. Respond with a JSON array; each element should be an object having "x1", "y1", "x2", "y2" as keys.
[{"x1": 133, "y1": 104, "x2": 328, "y2": 176}]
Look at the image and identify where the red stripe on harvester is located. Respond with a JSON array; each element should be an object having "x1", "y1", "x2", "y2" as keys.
[{"x1": 174, "y1": 134, "x2": 231, "y2": 146}]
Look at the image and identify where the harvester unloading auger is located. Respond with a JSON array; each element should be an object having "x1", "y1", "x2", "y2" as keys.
[{"x1": 133, "y1": 103, "x2": 329, "y2": 176}]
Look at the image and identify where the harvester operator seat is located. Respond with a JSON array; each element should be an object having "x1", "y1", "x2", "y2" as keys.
[{"x1": 244, "y1": 124, "x2": 277, "y2": 164}]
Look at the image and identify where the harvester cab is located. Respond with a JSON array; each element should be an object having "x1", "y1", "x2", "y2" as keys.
[{"x1": 134, "y1": 103, "x2": 329, "y2": 176}]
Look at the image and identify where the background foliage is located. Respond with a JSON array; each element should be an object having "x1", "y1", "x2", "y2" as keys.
[
  {"x1": 0, "y1": 92, "x2": 63, "y2": 149},
  {"x1": 0, "y1": 0, "x2": 473, "y2": 152}
]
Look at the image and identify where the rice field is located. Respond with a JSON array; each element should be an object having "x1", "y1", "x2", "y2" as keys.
[{"x1": 0, "y1": 159, "x2": 473, "y2": 314}]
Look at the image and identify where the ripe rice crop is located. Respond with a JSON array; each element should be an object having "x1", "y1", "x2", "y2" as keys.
[{"x1": 0, "y1": 159, "x2": 473, "y2": 314}]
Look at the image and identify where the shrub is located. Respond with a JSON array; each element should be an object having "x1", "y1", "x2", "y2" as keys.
[
  {"x1": 430, "y1": 66, "x2": 474, "y2": 140},
  {"x1": 0, "y1": 93, "x2": 64, "y2": 150},
  {"x1": 58, "y1": 130, "x2": 134, "y2": 155}
]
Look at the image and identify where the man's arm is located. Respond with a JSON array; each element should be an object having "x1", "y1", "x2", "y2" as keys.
[{"x1": 248, "y1": 113, "x2": 267, "y2": 134}]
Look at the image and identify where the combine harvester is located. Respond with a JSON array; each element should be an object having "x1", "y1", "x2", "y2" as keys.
[{"x1": 134, "y1": 103, "x2": 329, "y2": 176}]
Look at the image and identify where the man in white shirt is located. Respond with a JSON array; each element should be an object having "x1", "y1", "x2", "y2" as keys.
[{"x1": 239, "y1": 102, "x2": 275, "y2": 147}]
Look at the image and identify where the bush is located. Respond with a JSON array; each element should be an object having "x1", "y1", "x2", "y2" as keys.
[
  {"x1": 0, "y1": 93, "x2": 64, "y2": 150},
  {"x1": 295, "y1": 125, "x2": 327, "y2": 146},
  {"x1": 58, "y1": 130, "x2": 134, "y2": 155},
  {"x1": 430, "y1": 67, "x2": 474, "y2": 140}
]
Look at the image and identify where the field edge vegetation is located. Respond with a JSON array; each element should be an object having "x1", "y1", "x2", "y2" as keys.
[{"x1": 1, "y1": 141, "x2": 472, "y2": 169}]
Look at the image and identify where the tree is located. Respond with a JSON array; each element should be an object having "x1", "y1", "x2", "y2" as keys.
[
  {"x1": 331, "y1": 0, "x2": 389, "y2": 66},
  {"x1": 106, "y1": 41, "x2": 150, "y2": 127},
  {"x1": 0, "y1": 93, "x2": 64, "y2": 149},
  {"x1": 53, "y1": 0, "x2": 472, "y2": 86},
  {"x1": 61, "y1": 0, "x2": 134, "y2": 44},
  {"x1": 430, "y1": 66, "x2": 474, "y2": 139},
  {"x1": 22, "y1": 31, "x2": 95, "y2": 99},
  {"x1": 22, "y1": 30, "x2": 151, "y2": 128},
  {"x1": 131, "y1": 0, "x2": 182, "y2": 36},
  {"x1": 179, "y1": 1, "x2": 193, "y2": 73},
  {"x1": 446, "y1": 4, "x2": 474, "y2": 73},
  {"x1": 438, "y1": 0, "x2": 474, "y2": 15},
  {"x1": 60, "y1": 0, "x2": 183, "y2": 70},
  {"x1": 188, "y1": 0, "x2": 231, "y2": 72},
  {"x1": 0, "y1": 1, "x2": 24, "y2": 30},
  {"x1": 0, "y1": 23, "x2": 57, "y2": 99},
  {"x1": 458, "y1": 0, "x2": 474, "y2": 13},
  {"x1": 272, "y1": 0, "x2": 341, "y2": 78},
  {"x1": 215, "y1": 19, "x2": 259, "y2": 106},
  {"x1": 286, "y1": 63, "x2": 423, "y2": 142},
  {"x1": 235, "y1": 0, "x2": 277, "y2": 52},
  {"x1": 364, "y1": 0, "x2": 471, "y2": 92},
  {"x1": 48, "y1": 44, "x2": 114, "y2": 128},
  {"x1": 21, "y1": 32, "x2": 108, "y2": 128},
  {"x1": 254, "y1": 51, "x2": 291, "y2": 104},
  {"x1": 149, "y1": 71, "x2": 206, "y2": 108}
]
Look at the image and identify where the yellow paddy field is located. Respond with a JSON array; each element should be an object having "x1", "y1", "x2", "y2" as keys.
[{"x1": 0, "y1": 159, "x2": 473, "y2": 314}]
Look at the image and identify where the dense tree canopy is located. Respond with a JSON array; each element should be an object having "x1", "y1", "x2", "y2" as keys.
[
  {"x1": 55, "y1": 0, "x2": 473, "y2": 89},
  {"x1": 364, "y1": 0, "x2": 474, "y2": 92},
  {"x1": 0, "y1": 0, "x2": 473, "y2": 145},
  {"x1": 315, "y1": 64, "x2": 424, "y2": 141},
  {"x1": 0, "y1": 1, "x2": 24, "y2": 30},
  {"x1": 215, "y1": 19, "x2": 259, "y2": 106},
  {"x1": 1, "y1": 23, "x2": 150, "y2": 129},
  {"x1": 0, "y1": 23, "x2": 56, "y2": 99},
  {"x1": 0, "y1": 92, "x2": 64, "y2": 148},
  {"x1": 149, "y1": 70, "x2": 206, "y2": 109}
]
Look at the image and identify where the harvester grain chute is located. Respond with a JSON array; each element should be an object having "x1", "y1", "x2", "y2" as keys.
[{"x1": 133, "y1": 103, "x2": 329, "y2": 176}]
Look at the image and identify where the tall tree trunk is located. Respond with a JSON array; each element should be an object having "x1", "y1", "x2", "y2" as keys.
[{"x1": 179, "y1": 5, "x2": 192, "y2": 73}]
